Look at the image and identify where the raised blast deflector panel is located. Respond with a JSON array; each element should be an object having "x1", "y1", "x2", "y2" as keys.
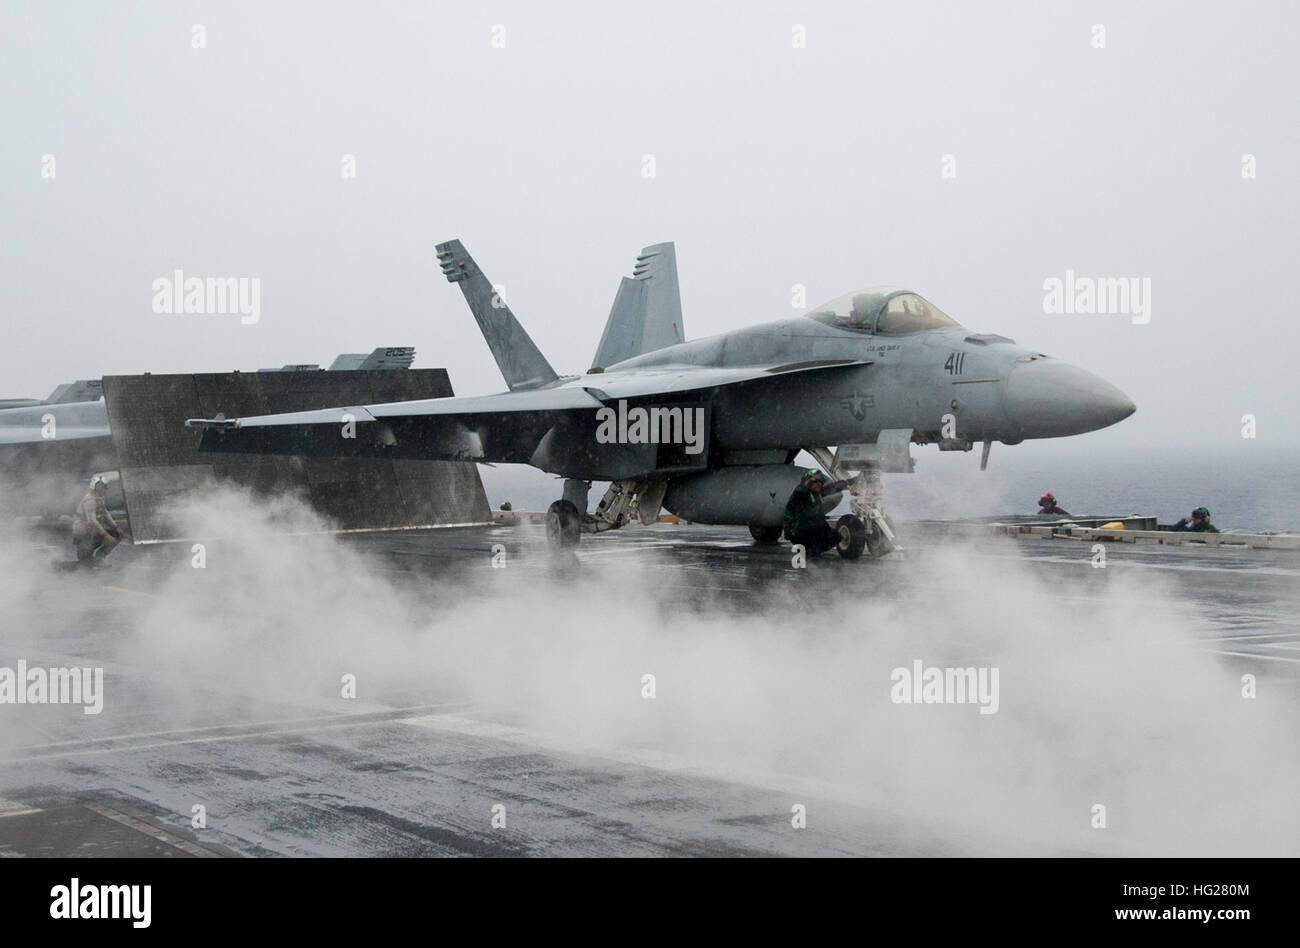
[{"x1": 103, "y1": 370, "x2": 491, "y2": 541}]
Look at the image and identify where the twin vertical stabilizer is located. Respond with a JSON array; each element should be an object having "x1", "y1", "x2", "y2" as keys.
[{"x1": 436, "y1": 238, "x2": 686, "y2": 388}]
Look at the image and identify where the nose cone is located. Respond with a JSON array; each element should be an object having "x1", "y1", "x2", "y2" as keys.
[{"x1": 1003, "y1": 360, "x2": 1135, "y2": 439}]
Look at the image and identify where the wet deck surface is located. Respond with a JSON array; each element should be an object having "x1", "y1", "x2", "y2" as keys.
[{"x1": 2, "y1": 520, "x2": 1297, "y2": 857}]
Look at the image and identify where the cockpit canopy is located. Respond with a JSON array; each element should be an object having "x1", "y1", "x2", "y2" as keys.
[{"x1": 804, "y1": 288, "x2": 960, "y2": 334}]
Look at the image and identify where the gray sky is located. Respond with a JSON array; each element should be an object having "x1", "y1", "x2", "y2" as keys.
[{"x1": 2, "y1": 0, "x2": 1297, "y2": 450}]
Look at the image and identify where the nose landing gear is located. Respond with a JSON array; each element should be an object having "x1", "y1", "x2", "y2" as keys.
[
  {"x1": 835, "y1": 514, "x2": 867, "y2": 559},
  {"x1": 810, "y1": 446, "x2": 900, "y2": 559}
]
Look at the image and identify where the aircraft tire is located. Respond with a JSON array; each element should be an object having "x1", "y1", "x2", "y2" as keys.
[
  {"x1": 865, "y1": 515, "x2": 896, "y2": 558},
  {"x1": 546, "y1": 500, "x2": 582, "y2": 548},
  {"x1": 835, "y1": 514, "x2": 867, "y2": 560},
  {"x1": 749, "y1": 524, "x2": 783, "y2": 543}
]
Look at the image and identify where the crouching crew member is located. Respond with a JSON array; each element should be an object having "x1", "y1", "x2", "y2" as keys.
[
  {"x1": 783, "y1": 469, "x2": 851, "y2": 556},
  {"x1": 72, "y1": 479, "x2": 122, "y2": 566},
  {"x1": 1171, "y1": 507, "x2": 1219, "y2": 533}
]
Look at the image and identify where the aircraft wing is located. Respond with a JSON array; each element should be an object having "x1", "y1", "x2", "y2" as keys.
[
  {"x1": 186, "y1": 359, "x2": 869, "y2": 466},
  {"x1": 191, "y1": 385, "x2": 605, "y2": 430},
  {"x1": 0, "y1": 425, "x2": 111, "y2": 445},
  {"x1": 0, "y1": 402, "x2": 111, "y2": 445}
]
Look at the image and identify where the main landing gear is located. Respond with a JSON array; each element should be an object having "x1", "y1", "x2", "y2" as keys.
[
  {"x1": 545, "y1": 499, "x2": 582, "y2": 548},
  {"x1": 545, "y1": 478, "x2": 668, "y2": 549}
]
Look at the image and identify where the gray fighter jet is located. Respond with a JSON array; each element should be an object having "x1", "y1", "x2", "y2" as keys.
[{"x1": 188, "y1": 241, "x2": 1135, "y2": 557}]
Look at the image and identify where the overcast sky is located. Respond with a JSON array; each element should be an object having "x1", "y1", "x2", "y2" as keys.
[{"x1": 2, "y1": 1, "x2": 1297, "y2": 451}]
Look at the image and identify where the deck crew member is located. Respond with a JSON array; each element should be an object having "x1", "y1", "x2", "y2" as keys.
[
  {"x1": 1037, "y1": 492, "x2": 1071, "y2": 516},
  {"x1": 72, "y1": 479, "x2": 122, "y2": 566},
  {"x1": 783, "y1": 469, "x2": 851, "y2": 556},
  {"x1": 1171, "y1": 506, "x2": 1219, "y2": 533}
]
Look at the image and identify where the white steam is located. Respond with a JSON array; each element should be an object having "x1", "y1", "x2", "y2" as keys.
[{"x1": 7, "y1": 485, "x2": 1298, "y2": 855}]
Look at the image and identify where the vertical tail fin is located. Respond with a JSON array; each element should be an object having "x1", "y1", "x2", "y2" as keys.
[
  {"x1": 46, "y1": 379, "x2": 104, "y2": 404},
  {"x1": 591, "y1": 242, "x2": 684, "y2": 370},
  {"x1": 436, "y1": 240, "x2": 559, "y2": 391},
  {"x1": 328, "y1": 347, "x2": 416, "y2": 371}
]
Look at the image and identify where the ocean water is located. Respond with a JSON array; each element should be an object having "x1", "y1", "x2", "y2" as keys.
[
  {"x1": 477, "y1": 444, "x2": 1300, "y2": 535},
  {"x1": 884, "y1": 443, "x2": 1300, "y2": 533}
]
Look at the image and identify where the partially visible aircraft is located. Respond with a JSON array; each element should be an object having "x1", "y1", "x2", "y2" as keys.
[
  {"x1": 0, "y1": 380, "x2": 116, "y2": 520},
  {"x1": 0, "y1": 379, "x2": 105, "y2": 411},
  {"x1": 259, "y1": 347, "x2": 417, "y2": 373},
  {"x1": 188, "y1": 242, "x2": 1135, "y2": 558},
  {"x1": 0, "y1": 348, "x2": 416, "y2": 453},
  {"x1": 0, "y1": 348, "x2": 416, "y2": 520}
]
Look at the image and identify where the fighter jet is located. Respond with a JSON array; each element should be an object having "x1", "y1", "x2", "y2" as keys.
[{"x1": 186, "y1": 241, "x2": 1135, "y2": 558}]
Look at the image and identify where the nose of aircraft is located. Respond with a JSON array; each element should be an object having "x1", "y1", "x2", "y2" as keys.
[{"x1": 1003, "y1": 359, "x2": 1135, "y2": 439}]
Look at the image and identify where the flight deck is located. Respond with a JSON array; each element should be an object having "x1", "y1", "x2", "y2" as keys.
[{"x1": 2, "y1": 520, "x2": 1296, "y2": 857}]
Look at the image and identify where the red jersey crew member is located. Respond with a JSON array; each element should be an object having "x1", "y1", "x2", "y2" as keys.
[{"x1": 1037, "y1": 492, "x2": 1071, "y2": 516}]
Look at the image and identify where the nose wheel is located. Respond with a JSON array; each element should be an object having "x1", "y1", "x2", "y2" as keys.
[
  {"x1": 835, "y1": 514, "x2": 867, "y2": 559},
  {"x1": 808, "y1": 447, "x2": 901, "y2": 559},
  {"x1": 863, "y1": 514, "x2": 895, "y2": 557}
]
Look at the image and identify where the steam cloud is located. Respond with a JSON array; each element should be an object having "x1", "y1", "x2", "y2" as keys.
[{"x1": 3, "y1": 485, "x2": 1296, "y2": 855}]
